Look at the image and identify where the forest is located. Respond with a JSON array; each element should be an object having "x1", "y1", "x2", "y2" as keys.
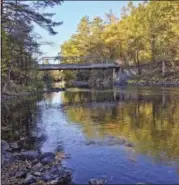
[
  {"x1": 1, "y1": 0, "x2": 62, "y2": 95},
  {"x1": 2, "y1": 1, "x2": 179, "y2": 93},
  {"x1": 60, "y1": 1, "x2": 179, "y2": 87}
]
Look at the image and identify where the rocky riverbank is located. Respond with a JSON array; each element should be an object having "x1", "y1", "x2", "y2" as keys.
[
  {"x1": 1, "y1": 136, "x2": 136, "y2": 185},
  {"x1": 1, "y1": 140, "x2": 72, "y2": 185},
  {"x1": 127, "y1": 80, "x2": 179, "y2": 87}
]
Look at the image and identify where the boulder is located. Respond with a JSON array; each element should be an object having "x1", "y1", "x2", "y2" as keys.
[
  {"x1": 40, "y1": 152, "x2": 55, "y2": 165},
  {"x1": 20, "y1": 150, "x2": 40, "y2": 160},
  {"x1": 89, "y1": 178, "x2": 106, "y2": 185},
  {"x1": 9, "y1": 142, "x2": 20, "y2": 151},
  {"x1": 33, "y1": 171, "x2": 41, "y2": 177},
  {"x1": 15, "y1": 170, "x2": 29, "y2": 178},
  {"x1": 1, "y1": 140, "x2": 9, "y2": 151},
  {"x1": 41, "y1": 173, "x2": 56, "y2": 182},
  {"x1": 24, "y1": 174, "x2": 36, "y2": 184},
  {"x1": 40, "y1": 152, "x2": 55, "y2": 159},
  {"x1": 33, "y1": 162, "x2": 43, "y2": 170}
]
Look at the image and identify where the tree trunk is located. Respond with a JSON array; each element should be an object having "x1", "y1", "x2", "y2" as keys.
[
  {"x1": 2, "y1": 63, "x2": 13, "y2": 93},
  {"x1": 136, "y1": 51, "x2": 141, "y2": 76},
  {"x1": 151, "y1": 33, "x2": 156, "y2": 63},
  {"x1": 162, "y1": 60, "x2": 165, "y2": 78}
]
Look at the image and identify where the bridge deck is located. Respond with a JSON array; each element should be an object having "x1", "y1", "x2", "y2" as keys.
[{"x1": 38, "y1": 63, "x2": 120, "y2": 70}]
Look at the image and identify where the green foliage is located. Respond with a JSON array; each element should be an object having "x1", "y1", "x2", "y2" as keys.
[
  {"x1": 2, "y1": 0, "x2": 62, "y2": 93},
  {"x1": 60, "y1": 1, "x2": 179, "y2": 82}
]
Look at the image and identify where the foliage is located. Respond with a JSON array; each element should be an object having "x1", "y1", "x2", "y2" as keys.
[
  {"x1": 1, "y1": 0, "x2": 62, "y2": 93},
  {"x1": 60, "y1": 1, "x2": 179, "y2": 83}
]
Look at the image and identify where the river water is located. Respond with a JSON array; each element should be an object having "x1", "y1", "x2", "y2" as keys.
[{"x1": 2, "y1": 87, "x2": 179, "y2": 184}]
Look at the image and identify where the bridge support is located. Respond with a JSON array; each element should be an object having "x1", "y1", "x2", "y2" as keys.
[
  {"x1": 113, "y1": 68, "x2": 120, "y2": 84},
  {"x1": 113, "y1": 67, "x2": 125, "y2": 85},
  {"x1": 119, "y1": 67, "x2": 124, "y2": 83}
]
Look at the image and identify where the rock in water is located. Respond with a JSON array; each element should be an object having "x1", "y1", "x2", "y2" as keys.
[
  {"x1": 89, "y1": 178, "x2": 106, "y2": 185},
  {"x1": 40, "y1": 152, "x2": 55, "y2": 165},
  {"x1": 1, "y1": 152, "x2": 4, "y2": 166},
  {"x1": 32, "y1": 162, "x2": 43, "y2": 171},
  {"x1": 1, "y1": 140, "x2": 9, "y2": 151},
  {"x1": 125, "y1": 141, "x2": 135, "y2": 148},
  {"x1": 40, "y1": 152, "x2": 55, "y2": 159},
  {"x1": 40, "y1": 157, "x2": 54, "y2": 165},
  {"x1": 41, "y1": 174, "x2": 56, "y2": 182},
  {"x1": 24, "y1": 174, "x2": 36, "y2": 184},
  {"x1": 20, "y1": 150, "x2": 40, "y2": 160},
  {"x1": 33, "y1": 171, "x2": 41, "y2": 177},
  {"x1": 86, "y1": 140, "x2": 96, "y2": 145}
]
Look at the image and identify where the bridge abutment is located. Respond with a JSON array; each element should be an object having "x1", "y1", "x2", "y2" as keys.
[{"x1": 113, "y1": 67, "x2": 126, "y2": 85}]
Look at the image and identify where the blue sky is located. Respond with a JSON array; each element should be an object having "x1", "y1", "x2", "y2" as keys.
[{"x1": 36, "y1": 1, "x2": 140, "y2": 58}]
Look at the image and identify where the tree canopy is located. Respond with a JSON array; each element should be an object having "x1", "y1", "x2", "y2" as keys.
[
  {"x1": 60, "y1": 1, "x2": 179, "y2": 82},
  {"x1": 2, "y1": 0, "x2": 62, "y2": 93}
]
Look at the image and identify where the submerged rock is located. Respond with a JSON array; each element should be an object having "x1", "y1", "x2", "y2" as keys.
[
  {"x1": 32, "y1": 162, "x2": 43, "y2": 171},
  {"x1": 125, "y1": 141, "x2": 135, "y2": 148},
  {"x1": 49, "y1": 166, "x2": 60, "y2": 175},
  {"x1": 20, "y1": 150, "x2": 40, "y2": 160},
  {"x1": 24, "y1": 173, "x2": 36, "y2": 184},
  {"x1": 41, "y1": 157, "x2": 54, "y2": 165},
  {"x1": 107, "y1": 137, "x2": 126, "y2": 146},
  {"x1": 86, "y1": 140, "x2": 96, "y2": 145},
  {"x1": 85, "y1": 136, "x2": 135, "y2": 148},
  {"x1": 41, "y1": 173, "x2": 56, "y2": 182},
  {"x1": 40, "y1": 152, "x2": 55, "y2": 165},
  {"x1": 2, "y1": 151, "x2": 16, "y2": 165},
  {"x1": 1, "y1": 140, "x2": 9, "y2": 151},
  {"x1": 32, "y1": 171, "x2": 41, "y2": 177},
  {"x1": 89, "y1": 178, "x2": 106, "y2": 185},
  {"x1": 40, "y1": 152, "x2": 55, "y2": 159}
]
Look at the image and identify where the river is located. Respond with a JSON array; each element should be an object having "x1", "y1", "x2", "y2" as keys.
[{"x1": 2, "y1": 86, "x2": 179, "y2": 184}]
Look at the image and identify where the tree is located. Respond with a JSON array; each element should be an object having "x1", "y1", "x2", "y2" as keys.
[
  {"x1": 2, "y1": 0, "x2": 63, "y2": 93},
  {"x1": 60, "y1": 1, "x2": 179, "y2": 84}
]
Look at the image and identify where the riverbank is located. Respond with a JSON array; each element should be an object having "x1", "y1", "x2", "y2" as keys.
[
  {"x1": 1, "y1": 140, "x2": 72, "y2": 185},
  {"x1": 2, "y1": 80, "x2": 179, "y2": 101},
  {"x1": 127, "y1": 80, "x2": 179, "y2": 87},
  {"x1": 1, "y1": 137, "x2": 135, "y2": 185}
]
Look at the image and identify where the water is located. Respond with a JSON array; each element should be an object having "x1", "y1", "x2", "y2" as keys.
[{"x1": 2, "y1": 87, "x2": 179, "y2": 184}]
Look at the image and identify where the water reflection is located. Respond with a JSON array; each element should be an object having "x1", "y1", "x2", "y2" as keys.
[
  {"x1": 40, "y1": 87, "x2": 179, "y2": 183},
  {"x1": 1, "y1": 95, "x2": 42, "y2": 150},
  {"x1": 2, "y1": 87, "x2": 179, "y2": 183},
  {"x1": 61, "y1": 87, "x2": 179, "y2": 163}
]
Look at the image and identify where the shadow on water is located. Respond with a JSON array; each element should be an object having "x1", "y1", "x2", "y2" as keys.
[
  {"x1": 1, "y1": 95, "x2": 44, "y2": 150},
  {"x1": 2, "y1": 87, "x2": 179, "y2": 183}
]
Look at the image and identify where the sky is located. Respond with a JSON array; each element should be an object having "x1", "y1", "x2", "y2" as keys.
[{"x1": 36, "y1": 1, "x2": 139, "y2": 58}]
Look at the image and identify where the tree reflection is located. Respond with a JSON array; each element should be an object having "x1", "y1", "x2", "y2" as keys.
[
  {"x1": 62, "y1": 88, "x2": 179, "y2": 163},
  {"x1": 1, "y1": 95, "x2": 42, "y2": 149}
]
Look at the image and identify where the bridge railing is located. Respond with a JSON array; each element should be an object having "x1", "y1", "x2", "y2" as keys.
[
  {"x1": 39, "y1": 62, "x2": 119, "y2": 68},
  {"x1": 41, "y1": 55, "x2": 115, "y2": 65}
]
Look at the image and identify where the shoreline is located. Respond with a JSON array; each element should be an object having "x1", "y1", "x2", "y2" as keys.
[
  {"x1": 1, "y1": 81, "x2": 179, "y2": 100},
  {"x1": 1, "y1": 140, "x2": 72, "y2": 185}
]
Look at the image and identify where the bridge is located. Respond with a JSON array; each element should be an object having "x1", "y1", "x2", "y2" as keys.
[
  {"x1": 38, "y1": 56, "x2": 141, "y2": 84},
  {"x1": 38, "y1": 63, "x2": 120, "y2": 71}
]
